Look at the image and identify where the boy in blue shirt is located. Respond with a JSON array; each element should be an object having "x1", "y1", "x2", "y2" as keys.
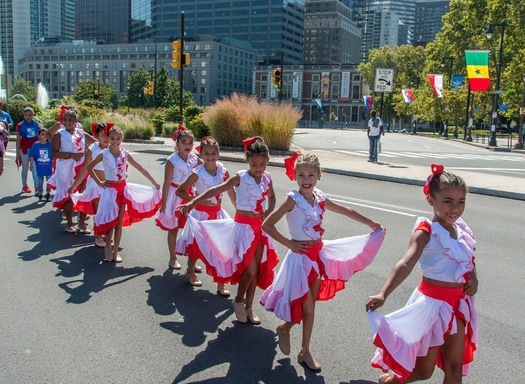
[
  {"x1": 29, "y1": 128, "x2": 53, "y2": 200},
  {"x1": 16, "y1": 107, "x2": 41, "y2": 193}
]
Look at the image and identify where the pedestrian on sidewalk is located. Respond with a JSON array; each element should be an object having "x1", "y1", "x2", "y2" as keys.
[
  {"x1": 0, "y1": 120, "x2": 8, "y2": 176},
  {"x1": 0, "y1": 101, "x2": 13, "y2": 149},
  {"x1": 366, "y1": 164, "x2": 478, "y2": 384},
  {"x1": 367, "y1": 110, "x2": 384, "y2": 163}
]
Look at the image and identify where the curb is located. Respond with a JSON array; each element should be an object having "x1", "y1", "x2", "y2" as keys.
[{"x1": 136, "y1": 148, "x2": 525, "y2": 202}]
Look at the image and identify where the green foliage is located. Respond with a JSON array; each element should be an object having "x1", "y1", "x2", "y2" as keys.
[
  {"x1": 71, "y1": 80, "x2": 115, "y2": 109},
  {"x1": 4, "y1": 100, "x2": 42, "y2": 126},
  {"x1": 151, "y1": 113, "x2": 165, "y2": 135},
  {"x1": 203, "y1": 93, "x2": 300, "y2": 150},
  {"x1": 11, "y1": 77, "x2": 37, "y2": 102},
  {"x1": 360, "y1": 0, "x2": 525, "y2": 127},
  {"x1": 329, "y1": 111, "x2": 337, "y2": 122},
  {"x1": 187, "y1": 113, "x2": 210, "y2": 139},
  {"x1": 162, "y1": 122, "x2": 178, "y2": 138}
]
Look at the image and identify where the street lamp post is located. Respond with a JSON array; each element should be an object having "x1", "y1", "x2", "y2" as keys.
[
  {"x1": 516, "y1": 74, "x2": 525, "y2": 149},
  {"x1": 126, "y1": 82, "x2": 130, "y2": 113},
  {"x1": 486, "y1": 21, "x2": 510, "y2": 147},
  {"x1": 441, "y1": 56, "x2": 454, "y2": 138},
  {"x1": 153, "y1": 36, "x2": 158, "y2": 109}
]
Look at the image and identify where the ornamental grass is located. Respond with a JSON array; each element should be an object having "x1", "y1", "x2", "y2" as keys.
[{"x1": 203, "y1": 93, "x2": 301, "y2": 151}]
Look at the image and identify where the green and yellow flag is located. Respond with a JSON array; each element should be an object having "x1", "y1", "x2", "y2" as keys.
[{"x1": 465, "y1": 50, "x2": 490, "y2": 91}]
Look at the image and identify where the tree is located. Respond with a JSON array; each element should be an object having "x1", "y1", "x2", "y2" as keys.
[
  {"x1": 11, "y1": 77, "x2": 37, "y2": 102},
  {"x1": 71, "y1": 80, "x2": 115, "y2": 109}
]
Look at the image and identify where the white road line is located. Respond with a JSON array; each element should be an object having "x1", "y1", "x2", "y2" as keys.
[
  {"x1": 449, "y1": 167, "x2": 525, "y2": 172},
  {"x1": 333, "y1": 150, "x2": 368, "y2": 157},
  {"x1": 329, "y1": 198, "x2": 418, "y2": 217}
]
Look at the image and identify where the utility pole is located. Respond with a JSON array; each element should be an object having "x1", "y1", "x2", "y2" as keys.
[
  {"x1": 179, "y1": 11, "x2": 185, "y2": 123},
  {"x1": 154, "y1": 36, "x2": 158, "y2": 109},
  {"x1": 278, "y1": 51, "x2": 284, "y2": 103}
]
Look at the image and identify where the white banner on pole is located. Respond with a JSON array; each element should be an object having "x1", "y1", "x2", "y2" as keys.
[{"x1": 341, "y1": 71, "x2": 350, "y2": 99}]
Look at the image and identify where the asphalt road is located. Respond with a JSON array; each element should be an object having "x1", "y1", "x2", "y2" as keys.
[
  {"x1": 1, "y1": 151, "x2": 523, "y2": 383},
  {"x1": 293, "y1": 129, "x2": 525, "y2": 178}
]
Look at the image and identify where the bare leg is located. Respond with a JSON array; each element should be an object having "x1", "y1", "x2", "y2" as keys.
[
  {"x1": 244, "y1": 244, "x2": 263, "y2": 309},
  {"x1": 297, "y1": 279, "x2": 321, "y2": 370},
  {"x1": 185, "y1": 258, "x2": 202, "y2": 286},
  {"x1": 78, "y1": 212, "x2": 89, "y2": 232},
  {"x1": 63, "y1": 200, "x2": 75, "y2": 230},
  {"x1": 441, "y1": 319, "x2": 466, "y2": 384},
  {"x1": 232, "y1": 246, "x2": 259, "y2": 323},
  {"x1": 112, "y1": 203, "x2": 125, "y2": 262},
  {"x1": 381, "y1": 348, "x2": 438, "y2": 383},
  {"x1": 105, "y1": 227, "x2": 115, "y2": 261},
  {"x1": 168, "y1": 229, "x2": 180, "y2": 269}
]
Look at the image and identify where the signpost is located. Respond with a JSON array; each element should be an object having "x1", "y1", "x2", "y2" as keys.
[{"x1": 374, "y1": 68, "x2": 394, "y2": 118}]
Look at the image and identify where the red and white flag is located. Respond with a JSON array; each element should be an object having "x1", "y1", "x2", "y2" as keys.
[{"x1": 427, "y1": 74, "x2": 444, "y2": 98}]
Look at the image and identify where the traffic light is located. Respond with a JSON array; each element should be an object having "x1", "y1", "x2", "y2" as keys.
[
  {"x1": 272, "y1": 68, "x2": 282, "y2": 91},
  {"x1": 172, "y1": 39, "x2": 182, "y2": 68},
  {"x1": 183, "y1": 53, "x2": 190, "y2": 67}
]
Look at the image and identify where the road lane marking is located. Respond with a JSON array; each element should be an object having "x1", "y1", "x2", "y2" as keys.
[{"x1": 326, "y1": 194, "x2": 427, "y2": 217}]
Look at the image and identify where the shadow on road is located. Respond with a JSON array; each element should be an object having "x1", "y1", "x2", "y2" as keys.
[
  {"x1": 146, "y1": 269, "x2": 234, "y2": 347},
  {"x1": 18, "y1": 210, "x2": 93, "y2": 261},
  {"x1": 341, "y1": 380, "x2": 377, "y2": 384},
  {"x1": 51, "y1": 246, "x2": 154, "y2": 304},
  {"x1": 170, "y1": 325, "x2": 327, "y2": 384}
]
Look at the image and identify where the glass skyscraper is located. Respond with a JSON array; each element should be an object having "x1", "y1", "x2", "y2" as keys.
[
  {"x1": 131, "y1": 0, "x2": 305, "y2": 65},
  {"x1": 75, "y1": 0, "x2": 131, "y2": 44}
]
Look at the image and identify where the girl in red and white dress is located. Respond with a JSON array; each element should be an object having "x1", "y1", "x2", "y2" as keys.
[
  {"x1": 175, "y1": 136, "x2": 236, "y2": 295},
  {"x1": 179, "y1": 136, "x2": 278, "y2": 325},
  {"x1": 261, "y1": 153, "x2": 384, "y2": 371},
  {"x1": 87, "y1": 126, "x2": 161, "y2": 263},
  {"x1": 68, "y1": 122, "x2": 110, "y2": 247},
  {"x1": 155, "y1": 125, "x2": 202, "y2": 271},
  {"x1": 50, "y1": 106, "x2": 94, "y2": 233},
  {"x1": 366, "y1": 164, "x2": 478, "y2": 384}
]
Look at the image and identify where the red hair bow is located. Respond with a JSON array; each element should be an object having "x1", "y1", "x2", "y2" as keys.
[
  {"x1": 59, "y1": 105, "x2": 67, "y2": 124},
  {"x1": 195, "y1": 136, "x2": 211, "y2": 153},
  {"x1": 423, "y1": 163, "x2": 444, "y2": 195},
  {"x1": 104, "y1": 122, "x2": 114, "y2": 136},
  {"x1": 91, "y1": 122, "x2": 98, "y2": 137},
  {"x1": 284, "y1": 151, "x2": 301, "y2": 181},
  {"x1": 242, "y1": 137, "x2": 256, "y2": 153},
  {"x1": 173, "y1": 123, "x2": 187, "y2": 141}
]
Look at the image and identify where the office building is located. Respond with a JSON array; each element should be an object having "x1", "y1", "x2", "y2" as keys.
[
  {"x1": 0, "y1": 0, "x2": 75, "y2": 79},
  {"x1": 254, "y1": 64, "x2": 365, "y2": 126},
  {"x1": 303, "y1": 0, "x2": 361, "y2": 65},
  {"x1": 130, "y1": 0, "x2": 305, "y2": 65},
  {"x1": 414, "y1": 0, "x2": 450, "y2": 45},
  {"x1": 75, "y1": 0, "x2": 131, "y2": 44},
  {"x1": 17, "y1": 36, "x2": 257, "y2": 106}
]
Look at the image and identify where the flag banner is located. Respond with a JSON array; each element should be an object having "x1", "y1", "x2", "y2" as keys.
[
  {"x1": 363, "y1": 95, "x2": 373, "y2": 110},
  {"x1": 402, "y1": 89, "x2": 413, "y2": 104},
  {"x1": 465, "y1": 50, "x2": 490, "y2": 91},
  {"x1": 315, "y1": 99, "x2": 323, "y2": 110},
  {"x1": 452, "y1": 75, "x2": 464, "y2": 89},
  {"x1": 427, "y1": 74, "x2": 444, "y2": 98},
  {"x1": 340, "y1": 71, "x2": 351, "y2": 99},
  {"x1": 321, "y1": 72, "x2": 330, "y2": 101}
]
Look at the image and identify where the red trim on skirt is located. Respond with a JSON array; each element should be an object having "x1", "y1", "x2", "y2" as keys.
[
  {"x1": 230, "y1": 213, "x2": 279, "y2": 289},
  {"x1": 418, "y1": 280, "x2": 477, "y2": 374}
]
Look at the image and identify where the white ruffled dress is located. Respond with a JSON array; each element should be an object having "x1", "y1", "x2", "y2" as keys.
[
  {"x1": 155, "y1": 152, "x2": 198, "y2": 231},
  {"x1": 93, "y1": 148, "x2": 161, "y2": 236},
  {"x1": 71, "y1": 142, "x2": 104, "y2": 214},
  {"x1": 261, "y1": 189, "x2": 386, "y2": 323},
  {"x1": 368, "y1": 217, "x2": 478, "y2": 382},
  {"x1": 181, "y1": 170, "x2": 279, "y2": 287},
  {"x1": 49, "y1": 126, "x2": 86, "y2": 209},
  {"x1": 176, "y1": 162, "x2": 231, "y2": 261}
]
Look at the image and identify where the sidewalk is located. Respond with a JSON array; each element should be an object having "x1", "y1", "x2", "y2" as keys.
[{"x1": 126, "y1": 134, "x2": 525, "y2": 201}]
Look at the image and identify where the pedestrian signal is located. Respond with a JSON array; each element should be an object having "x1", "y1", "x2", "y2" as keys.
[{"x1": 143, "y1": 80, "x2": 154, "y2": 95}]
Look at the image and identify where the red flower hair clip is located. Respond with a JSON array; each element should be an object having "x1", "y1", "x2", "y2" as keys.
[
  {"x1": 196, "y1": 136, "x2": 211, "y2": 153},
  {"x1": 173, "y1": 123, "x2": 187, "y2": 141},
  {"x1": 284, "y1": 151, "x2": 302, "y2": 181},
  {"x1": 91, "y1": 122, "x2": 98, "y2": 137},
  {"x1": 423, "y1": 163, "x2": 444, "y2": 195},
  {"x1": 104, "y1": 122, "x2": 114, "y2": 136},
  {"x1": 242, "y1": 137, "x2": 256, "y2": 153},
  {"x1": 59, "y1": 105, "x2": 67, "y2": 124}
]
